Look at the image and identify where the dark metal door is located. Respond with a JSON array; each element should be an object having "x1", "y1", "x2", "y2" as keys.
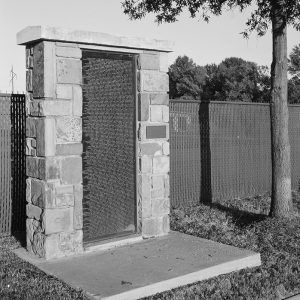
[{"x1": 82, "y1": 51, "x2": 137, "y2": 244}]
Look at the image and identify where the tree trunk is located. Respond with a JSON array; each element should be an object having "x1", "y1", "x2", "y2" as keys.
[{"x1": 269, "y1": 0, "x2": 292, "y2": 218}]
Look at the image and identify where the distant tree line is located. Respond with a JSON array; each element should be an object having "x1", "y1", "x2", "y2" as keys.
[{"x1": 169, "y1": 44, "x2": 300, "y2": 104}]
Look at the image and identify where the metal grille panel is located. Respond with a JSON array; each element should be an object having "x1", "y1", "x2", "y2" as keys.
[
  {"x1": 170, "y1": 100, "x2": 300, "y2": 208},
  {"x1": 82, "y1": 51, "x2": 136, "y2": 243}
]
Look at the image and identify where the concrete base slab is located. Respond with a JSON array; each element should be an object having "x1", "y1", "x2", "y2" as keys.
[{"x1": 14, "y1": 231, "x2": 261, "y2": 300}]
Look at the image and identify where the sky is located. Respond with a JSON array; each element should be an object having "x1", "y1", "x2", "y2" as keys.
[{"x1": 0, "y1": 0, "x2": 299, "y2": 93}]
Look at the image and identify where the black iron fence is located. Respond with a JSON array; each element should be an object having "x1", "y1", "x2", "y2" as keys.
[
  {"x1": 0, "y1": 94, "x2": 26, "y2": 235},
  {"x1": 170, "y1": 99, "x2": 300, "y2": 208}
]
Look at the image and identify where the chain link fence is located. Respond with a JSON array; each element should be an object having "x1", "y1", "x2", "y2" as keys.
[{"x1": 170, "y1": 99, "x2": 300, "y2": 208}]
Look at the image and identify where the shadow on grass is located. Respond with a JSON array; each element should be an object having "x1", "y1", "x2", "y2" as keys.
[
  {"x1": 209, "y1": 202, "x2": 268, "y2": 227},
  {"x1": 12, "y1": 231, "x2": 26, "y2": 247}
]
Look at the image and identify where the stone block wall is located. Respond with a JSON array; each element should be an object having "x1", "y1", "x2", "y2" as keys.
[
  {"x1": 24, "y1": 39, "x2": 170, "y2": 259},
  {"x1": 137, "y1": 52, "x2": 170, "y2": 237},
  {"x1": 25, "y1": 41, "x2": 83, "y2": 259}
]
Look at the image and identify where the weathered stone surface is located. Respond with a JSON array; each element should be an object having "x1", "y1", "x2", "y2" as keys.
[
  {"x1": 32, "y1": 42, "x2": 44, "y2": 97},
  {"x1": 149, "y1": 93, "x2": 169, "y2": 105},
  {"x1": 27, "y1": 55, "x2": 34, "y2": 69},
  {"x1": 59, "y1": 230, "x2": 83, "y2": 255},
  {"x1": 72, "y1": 85, "x2": 82, "y2": 116},
  {"x1": 26, "y1": 218, "x2": 39, "y2": 252},
  {"x1": 56, "y1": 46, "x2": 82, "y2": 58},
  {"x1": 26, "y1": 96, "x2": 32, "y2": 116},
  {"x1": 32, "y1": 230, "x2": 46, "y2": 257},
  {"x1": 30, "y1": 180, "x2": 77, "y2": 208},
  {"x1": 26, "y1": 138, "x2": 36, "y2": 156},
  {"x1": 162, "y1": 142, "x2": 169, "y2": 155},
  {"x1": 56, "y1": 117, "x2": 82, "y2": 143},
  {"x1": 56, "y1": 84, "x2": 72, "y2": 99},
  {"x1": 162, "y1": 214, "x2": 170, "y2": 233},
  {"x1": 150, "y1": 106, "x2": 163, "y2": 122},
  {"x1": 26, "y1": 69, "x2": 33, "y2": 92},
  {"x1": 36, "y1": 118, "x2": 56, "y2": 156},
  {"x1": 137, "y1": 123, "x2": 144, "y2": 141},
  {"x1": 139, "y1": 142, "x2": 162, "y2": 156},
  {"x1": 151, "y1": 190, "x2": 165, "y2": 200},
  {"x1": 142, "y1": 215, "x2": 169, "y2": 237},
  {"x1": 26, "y1": 156, "x2": 41, "y2": 178},
  {"x1": 30, "y1": 178, "x2": 53, "y2": 208},
  {"x1": 44, "y1": 230, "x2": 83, "y2": 259},
  {"x1": 140, "y1": 71, "x2": 169, "y2": 92},
  {"x1": 42, "y1": 207, "x2": 74, "y2": 234},
  {"x1": 45, "y1": 157, "x2": 61, "y2": 180},
  {"x1": 55, "y1": 185, "x2": 73, "y2": 195},
  {"x1": 30, "y1": 100, "x2": 72, "y2": 116},
  {"x1": 61, "y1": 157, "x2": 82, "y2": 184},
  {"x1": 139, "y1": 53, "x2": 160, "y2": 70},
  {"x1": 56, "y1": 143, "x2": 83, "y2": 156},
  {"x1": 139, "y1": 156, "x2": 152, "y2": 174},
  {"x1": 151, "y1": 198, "x2": 170, "y2": 217},
  {"x1": 55, "y1": 194, "x2": 74, "y2": 207},
  {"x1": 137, "y1": 71, "x2": 141, "y2": 93},
  {"x1": 74, "y1": 185, "x2": 83, "y2": 229},
  {"x1": 33, "y1": 42, "x2": 56, "y2": 98},
  {"x1": 57, "y1": 58, "x2": 81, "y2": 84},
  {"x1": 26, "y1": 47, "x2": 33, "y2": 69},
  {"x1": 31, "y1": 179, "x2": 45, "y2": 206},
  {"x1": 151, "y1": 175, "x2": 165, "y2": 199},
  {"x1": 44, "y1": 234, "x2": 60, "y2": 259},
  {"x1": 26, "y1": 203, "x2": 43, "y2": 220},
  {"x1": 162, "y1": 106, "x2": 169, "y2": 122},
  {"x1": 153, "y1": 156, "x2": 169, "y2": 174},
  {"x1": 26, "y1": 117, "x2": 37, "y2": 137},
  {"x1": 138, "y1": 93, "x2": 149, "y2": 121},
  {"x1": 159, "y1": 52, "x2": 169, "y2": 72},
  {"x1": 26, "y1": 178, "x2": 31, "y2": 203},
  {"x1": 26, "y1": 218, "x2": 44, "y2": 256},
  {"x1": 164, "y1": 176, "x2": 170, "y2": 198},
  {"x1": 137, "y1": 175, "x2": 151, "y2": 219}
]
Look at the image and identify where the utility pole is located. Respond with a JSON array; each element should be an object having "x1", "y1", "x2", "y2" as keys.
[{"x1": 9, "y1": 66, "x2": 17, "y2": 94}]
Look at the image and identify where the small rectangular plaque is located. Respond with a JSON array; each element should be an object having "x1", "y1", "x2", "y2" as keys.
[{"x1": 146, "y1": 125, "x2": 166, "y2": 139}]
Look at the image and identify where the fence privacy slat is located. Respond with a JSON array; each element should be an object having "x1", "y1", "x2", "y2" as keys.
[
  {"x1": 0, "y1": 95, "x2": 12, "y2": 234},
  {"x1": 11, "y1": 94, "x2": 26, "y2": 233},
  {"x1": 0, "y1": 94, "x2": 26, "y2": 235},
  {"x1": 170, "y1": 100, "x2": 300, "y2": 208}
]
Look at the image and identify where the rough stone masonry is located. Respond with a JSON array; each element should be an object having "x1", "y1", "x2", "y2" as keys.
[{"x1": 17, "y1": 26, "x2": 174, "y2": 259}]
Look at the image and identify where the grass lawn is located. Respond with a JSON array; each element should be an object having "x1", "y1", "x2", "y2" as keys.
[
  {"x1": 1, "y1": 193, "x2": 299, "y2": 299},
  {"x1": 0, "y1": 236, "x2": 87, "y2": 300},
  {"x1": 145, "y1": 193, "x2": 300, "y2": 299}
]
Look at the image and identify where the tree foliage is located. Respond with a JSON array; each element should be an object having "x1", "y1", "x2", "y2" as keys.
[
  {"x1": 288, "y1": 77, "x2": 300, "y2": 103},
  {"x1": 122, "y1": 0, "x2": 300, "y2": 218},
  {"x1": 204, "y1": 57, "x2": 270, "y2": 102},
  {"x1": 169, "y1": 54, "x2": 300, "y2": 103},
  {"x1": 122, "y1": 0, "x2": 300, "y2": 37},
  {"x1": 169, "y1": 55, "x2": 207, "y2": 99},
  {"x1": 289, "y1": 44, "x2": 300, "y2": 78},
  {"x1": 169, "y1": 56, "x2": 271, "y2": 102}
]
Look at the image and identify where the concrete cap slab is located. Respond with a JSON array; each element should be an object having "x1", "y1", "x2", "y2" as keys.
[{"x1": 17, "y1": 26, "x2": 174, "y2": 52}]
